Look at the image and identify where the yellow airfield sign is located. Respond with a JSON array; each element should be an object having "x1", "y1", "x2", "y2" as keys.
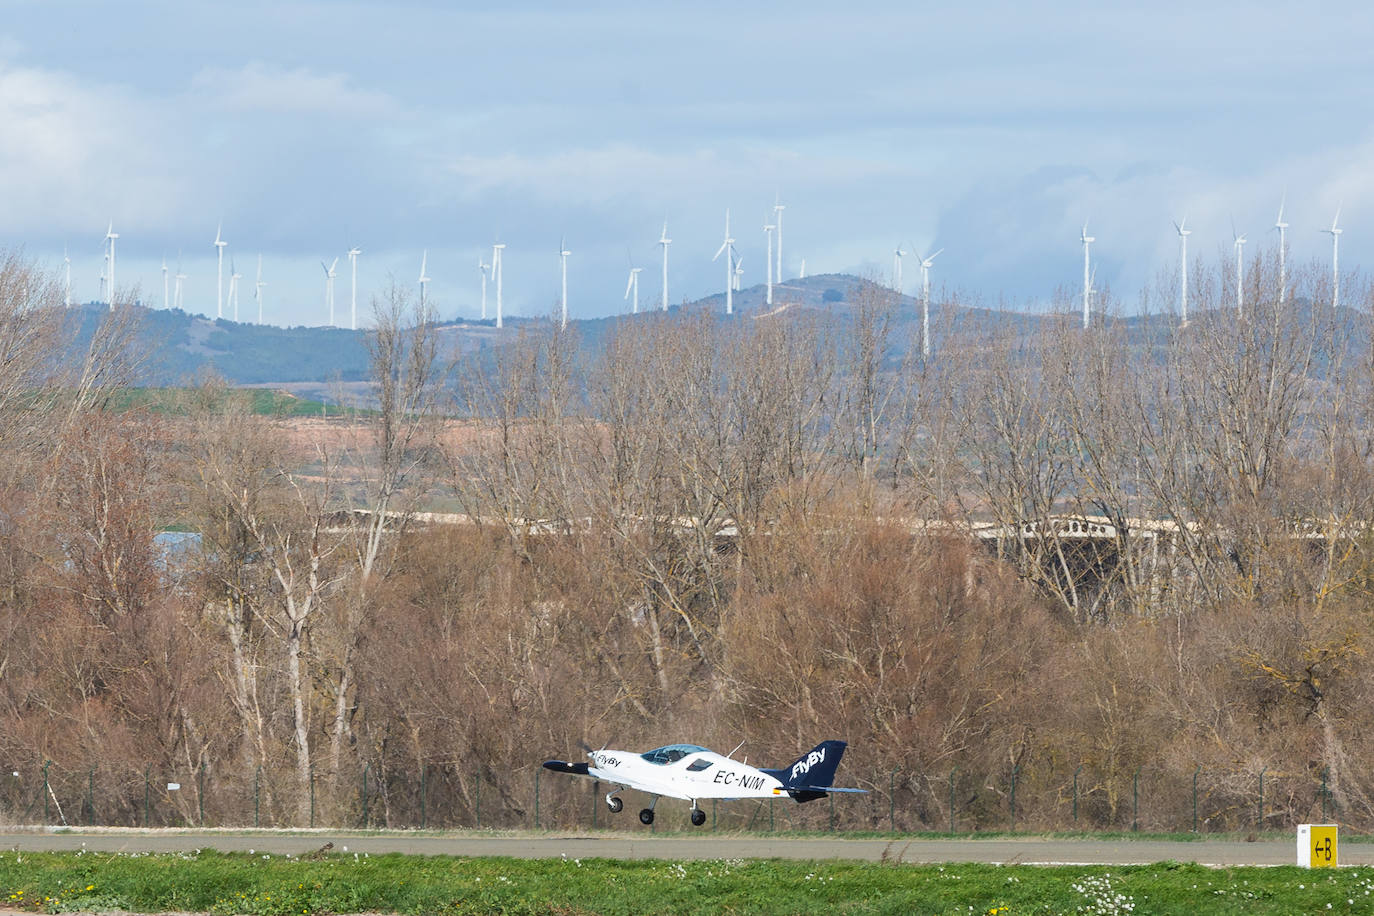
[{"x1": 1297, "y1": 824, "x2": 1338, "y2": 868}]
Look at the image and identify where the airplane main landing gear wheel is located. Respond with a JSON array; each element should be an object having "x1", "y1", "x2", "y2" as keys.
[
  {"x1": 638, "y1": 808, "x2": 655, "y2": 826},
  {"x1": 606, "y1": 794, "x2": 623, "y2": 813},
  {"x1": 690, "y1": 808, "x2": 707, "y2": 827}
]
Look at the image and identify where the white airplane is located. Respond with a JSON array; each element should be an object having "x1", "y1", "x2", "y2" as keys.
[{"x1": 543, "y1": 739, "x2": 864, "y2": 826}]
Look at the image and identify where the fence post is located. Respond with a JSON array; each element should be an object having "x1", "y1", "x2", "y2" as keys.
[
  {"x1": 589, "y1": 778, "x2": 596, "y2": 830},
  {"x1": 42, "y1": 760, "x2": 50, "y2": 824},
  {"x1": 949, "y1": 767, "x2": 959, "y2": 834},
  {"x1": 143, "y1": 767, "x2": 150, "y2": 827},
  {"x1": 198, "y1": 763, "x2": 205, "y2": 826},
  {"x1": 829, "y1": 793, "x2": 835, "y2": 832},
  {"x1": 1073, "y1": 765, "x2": 1083, "y2": 824},
  {"x1": 475, "y1": 773, "x2": 481, "y2": 828},
  {"x1": 1257, "y1": 766, "x2": 1267, "y2": 831},
  {"x1": 362, "y1": 764, "x2": 370, "y2": 828},
  {"x1": 1131, "y1": 767, "x2": 1140, "y2": 832},
  {"x1": 534, "y1": 767, "x2": 540, "y2": 829},
  {"x1": 769, "y1": 798, "x2": 774, "y2": 832},
  {"x1": 421, "y1": 764, "x2": 427, "y2": 829},
  {"x1": 309, "y1": 767, "x2": 315, "y2": 829},
  {"x1": 889, "y1": 770, "x2": 897, "y2": 832},
  {"x1": 1010, "y1": 766, "x2": 1020, "y2": 831},
  {"x1": 1193, "y1": 766, "x2": 1200, "y2": 833},
  {"x1": 87, "y1": 769, "x2": 94, "y2": 826},
  {"x1": 254, "y1": 766, "x2": 261, "y2": 828},
  {"x1": 712, "y1": 798, "x2": 717, "y2": 831},
  {"x1": 1321, "y1": 767, "x2": 1329, "y2": 822}
]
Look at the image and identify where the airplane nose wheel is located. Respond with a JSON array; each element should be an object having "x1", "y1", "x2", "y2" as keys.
[
  {"x1": 638, "y1": 808, "x2": 655, "y2": 825},
  {"x1": 690, "y1": 807, "x2": 707, "y2": 827},
  {"x1": 605, "y1": 793, "x2": 623, "y2": 814}
]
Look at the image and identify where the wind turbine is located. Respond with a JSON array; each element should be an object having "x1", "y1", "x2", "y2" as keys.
[
  {"x1": 492, "y1": 242, "x2": 506, "y2": 329},
  {"x1": 893, "y1": 244, "x2": 905, "y2": 296},
  {"x1": 1080, "y1": 222, "x2": 1094, "y2": 329},
  {"x1": 712, "y1": 209, "x2": 735, "y2": 315},
  {"x1": 559, "y1": 237, "x2": 570, "y2": 329},
  {"x1": 1233, "y1": 224, "x2": 1247, "y2": 318},
  {"x1": 255, "y1": 254, "x2": 266, "y2": 325},
  {"x1": 658, "y1": 222, "x2": 672, "y2": 310},
  {"x1": 63, "y1": 247, "x2": 71, "y2": 307},
  {"x1": 105, "y1": 221, "x2": 118, "y2": 305},
  {"x1": 174, "y1": 253, "x2": 185, "y2": 311},
  {"x1": 624, "y1": 266, "x2": 642, "y2": 314},
  {"x1": 214, "y1": 224, "x2": 227, "y2": 319},
  {"x1": 1087, "y1": 264, "x2": 1098, "y2": 322},
  {"x1": 765, "y1": 221, "x2": 776, "y2": 305},
  {"x1": 1323, "y1": 205, "x2": 1343, "y2": 309},
  {"x1": 917, "y1": 247, "x2": 943, "y2": 358},
  {"x1": 418, "y1": 250, "x2": 430, "y2": 310},
  {"x1": 1274, "y1": 194, "x2": 1288, "y2": 306},
  {"x1": 733, "y1": 253, "x2": 744, "y2": 292},
  {"x1": 99, "y1": 253, "x2": 107, "y2": 305},
  {"x1": 322, "y1": 257, "x2": 339, "y2": 325},
  {"x1": 478, "y1": 256, "x2": 489, "y2": 320},
  {"x1": 348, "y1": 246, "x2": 362, "y2": 330},
  {"x1": 773, "y1": 195, "x2": 785, "y2": 283},
  {"x1": 228, "y1": 257, "x2": 242, "y2": 321},
  {"x1": 1173, "y1": 216, "x2": 1191, "y2": 325},
  {"x1": 162, "y1": 257, "x2": 169, "y2": 310}
]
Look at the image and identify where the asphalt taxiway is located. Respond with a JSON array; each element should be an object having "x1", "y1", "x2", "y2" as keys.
[{"x1": 0, "y1": 829, "x2": 1359, "y2": 866}]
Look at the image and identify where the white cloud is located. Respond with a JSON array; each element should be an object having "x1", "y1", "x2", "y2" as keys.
[
  {"x1": 0, "y1": 63, "x2": 183, "y2": 238},
  {"x1": 190, "y1": 61, "x2": 397, "y2": 117},
  {"x1": 443, "y1": 143, "x2": 912, "y2": 205}
]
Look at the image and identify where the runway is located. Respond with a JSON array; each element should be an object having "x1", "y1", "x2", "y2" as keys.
[{"x1": 0, "y1": 829, "x2": 1360, "y2": 866}]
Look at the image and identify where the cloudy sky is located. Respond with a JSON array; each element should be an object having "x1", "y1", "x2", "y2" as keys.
[{"x1": 3, "y1": 1, "x2": 1372, "y2": 325}]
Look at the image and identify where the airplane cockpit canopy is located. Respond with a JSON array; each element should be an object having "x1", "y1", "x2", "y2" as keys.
[{"x1": 640, "y1": 744, "x2": 709, "y2": 765}]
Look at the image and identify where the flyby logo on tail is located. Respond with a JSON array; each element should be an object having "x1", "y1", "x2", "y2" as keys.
[
  {"x1": 791, "y1": 747, "x2": 828, "y2": 782},
  {"x1": 763, "y1": 740, "x2": 848, "y2": 801}
]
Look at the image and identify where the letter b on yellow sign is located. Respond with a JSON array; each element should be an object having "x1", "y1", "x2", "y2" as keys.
[{"x1": 1298, "y1": 824, "x2": 1338, "y2": 868}]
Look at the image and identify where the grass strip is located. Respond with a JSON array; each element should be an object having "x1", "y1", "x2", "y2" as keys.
[{"x1": 3, "y1": 849, "x2": 1374, "y2": 915}]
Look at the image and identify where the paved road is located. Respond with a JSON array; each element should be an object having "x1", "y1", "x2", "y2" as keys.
[{"x1": 0, "y1": 829, "x2": 1362, "y2": 866}]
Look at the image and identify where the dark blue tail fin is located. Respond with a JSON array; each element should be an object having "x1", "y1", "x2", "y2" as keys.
[{"x1": 762, "y1": 740, "x2": 847, "y2": 803}]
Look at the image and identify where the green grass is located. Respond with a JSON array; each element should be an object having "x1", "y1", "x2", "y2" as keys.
[
  {"x1": 103, "y1": 387, "x2": 332, "y2": 417},
  {"x1": 2, "y1": 849, "x2": 1374, "y2": 915}
]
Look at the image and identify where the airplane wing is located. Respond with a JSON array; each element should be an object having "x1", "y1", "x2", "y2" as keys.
[
  {"x1": 541, "y1": 759, "x2": 692, "y2": 801},
  {"x1": 608, "y1": 775, "x2": 691, "y2": 800}
]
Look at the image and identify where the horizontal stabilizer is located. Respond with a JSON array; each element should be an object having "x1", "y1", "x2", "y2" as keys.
[
  {"x1": 542, "y1": 760, "x2": 590, "y2": 776},
  {"x1": 784, "y1": 786, "x2": 868, "y2": 802}
]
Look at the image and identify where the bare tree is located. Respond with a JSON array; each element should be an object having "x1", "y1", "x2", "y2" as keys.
[{"x1": 324, "y1": 283, "x2": 446, "y2": 780}]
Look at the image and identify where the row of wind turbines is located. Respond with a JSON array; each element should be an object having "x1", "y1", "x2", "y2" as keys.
[
  {"x1": 75, "y1": 222, "x2": 275, "y2": 325},
  {"x1": 476, "y1": 198, "x2": 796, "y2": 331},
  {"x1": 78, "y1": 197, "x2": 797, "y2": 331},
  {"x1": 1079, "y1": 196, "x2": 1346, "y2": 329},
  {"x1": 81, "y1": 221, "x2": 367, "y2": 329},
  {"x1": 72, "y1": 194, "x2": 1346, "y2": 336}
]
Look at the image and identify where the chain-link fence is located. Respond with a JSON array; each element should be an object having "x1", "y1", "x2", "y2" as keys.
[{"x1": 0, "y1": 757, "x2": 1345, "y2": 833}]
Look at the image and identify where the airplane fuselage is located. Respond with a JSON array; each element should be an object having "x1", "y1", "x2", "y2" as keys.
[{"x1": 587, "y1": 745, "x2": 787, "y2": 801}]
